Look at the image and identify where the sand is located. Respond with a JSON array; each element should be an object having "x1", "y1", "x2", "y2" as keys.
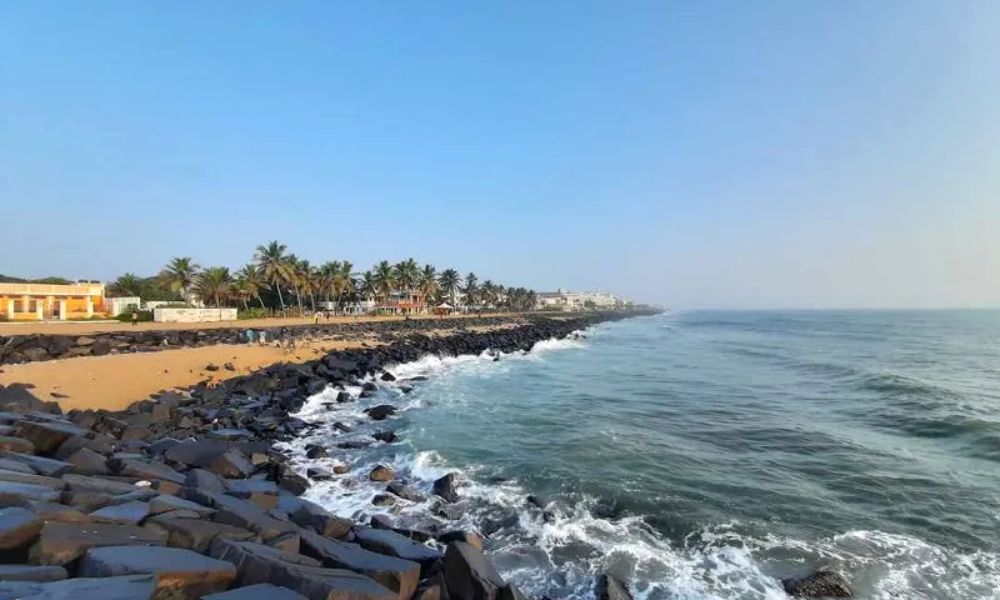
[
  {"x1": 0, "y1": 312, "x2": 526, "y2": 336},
  {"x1": 0, "y1": 338, "x2": 374, "y2": 412}
]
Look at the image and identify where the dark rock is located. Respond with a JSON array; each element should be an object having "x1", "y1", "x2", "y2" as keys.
[
  {"x1": 209, "y1": 539, "x2": 396, "y2": 600},
  {"x1": 782, "y1": 570, "x2": 853, "y2": 598},
  {"x1": 386, "y1": 482, "x2": 424, "y2": 502},
  {"x1": 88, "y1": 500, "x2": 152, "y2": 525},
  {"x1": 203, "y1": 583, "x2": 310, "y2": 600},
  {"x1": 596, "y1": 574, "x2": 632, "y2": 600},
  {"x1": 149, "y1": 494, "x2": 215, "y2": 517},
  {"x1": 436, "y1": 530, "x2": 484, "y2": 550},
  {"x1": 12, "y1": 420, "x2": 85, "y2": 456},
  {"x1": 144, "y1": 515, "x2": 255, "y2": 553},
  {"x1": 369, "y1": 465, "x2": 394, "y2": 482},
  {"x1": 64, "y1": 447, "x2": 111, "y2": 475},
  {"x1": 0, "y1": 564, "x2": 68, "y2": 581},
  {"x1": 372, "y1": 431, "x2": 397, "y2": 444},
  {"x1": 0, "y1": 468, "x2": 65, "y2": 490},
  {"x1": 78, "y1": 545, "x2": 237, "y2": 600},
  {"x1": 0, "y1": 574, "x2": 157, "y2": 599},
  {"x1": 205, "y1": 492, "x2": 299, "y2": 545},
  {"x1": 305, "y1": 445, "x2": 328, "y2": 459},
  {"x1": 364, "y1": 405, "x2": 396, "y2": 421},
  {"x1": 0, "y1": 481, "x2": 61, "y2": 503},
  {"x1": 0, "y1": 436, "x2": 34, "y2": 454},
  {"x1": 279, "y1": 497, "x2": 352, "y2": 540},
  {"x1": 116, "y1": 458, "x2": 187, "y2": 484},
  {"x1": 0, "y1": 451, "x2": 72, "y2": 477},
  {"x1": 29, "y1": 521, "x2": 167, "y2": 565},
  {"x1": 353, "y1": 527, "x2": 442, "y2": 571},
  {"x1": 183, "y1": 468, "x2": 227, "y2": 493},
  {"x1": 307, "y1": 467, "x2": 333, "y2": 481},
  {"x1": 433, "y1": 473, "x2": 460, "y2": 503},
  {"x1": 380, "y1": 372, "x2": 396, "y2": 382},
  {"x1": 299, "y1": 529, "x2": 420, "y2": 600},
  {"x1": 443, "y1": 541, "x2": 506, "y2": 600},
  {"x1": 0, "y1": 506, "x2": 42, "y2": 550}
]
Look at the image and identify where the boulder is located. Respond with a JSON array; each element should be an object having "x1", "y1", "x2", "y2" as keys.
[
  {"x1": 0, "y1": 564, "x2": 67, "y2": 581},
  {"x1": 364, "y1": 405, "x2": 396, "y2": 421},
  {"x1": 144, "y1": 515, "x2": 255, "y2": 553},
  {"x1": 165, "y1": 441, "x2": 254, "y2": 478},
  {"x1": 442, "y1": 541, "x2": 505, "y2": 600},
  {"x1": 183, "y1": 469, "x2": 227, "y2": 493},
  {"x1": 12, "y1": 420, "x2": 86, "y2": 455},
  {"x1": 369, "y1": 465, "x2": 395, "y2": 482},
  {"x1": 433, "y1": 473, "x2": 459, "y2": 503},
  {"x1": 299, "y1": 529, "x2": 420, "y2": 600},
  {"x1": 205, "y1": 493, "x2": 299, "y2": 545},
  {"x1": 782, "y1": 570, "x2": 852, "y2": 598},
  {"x1": 0, "y1": 468, "x2": 65, "y2": 490},
  {"x1": 0, "y1": 574, "x2": 157, "y2": 599},
  {"x1": 209, "y1": 540, "x2": 396, "y2": 600},
  {"x1": 0, "y1": 481, "x2": 61, "y2": 504},
  {"x1": 116, "y1": 458, "x2": 186, "y2": 484},
  {"x1": 225, "y1": 480, "x2": 280, "y2": 510},
  {"x1": 596, "y1": 574, "x2": 632, "y2": 600},
  {"x1": 79, "y1": 545, "x2": 237, "y2": 600},
  {"x1": 30, "y1": 521, "x2": 167, "y2": 565},
  {"x1": 0, "y1": 436, "x2": 34, "y2": 454},
  {"x1": 0, "y1": 452, "x2": 72, "y2": 477},
  {"x1": 64, "y1": 447, "x2": 111, "y2": 475},
  {"x1": 89, "y1": 500, "x2": 152, "y2": 525},
  {"x1": 149, "y1": 494, "x2": 215, "y2": 518},
  {"x1": 0, "y1": 506, "x2": 42, "y2": 550},
  {"x1": 352, "y1": 527, "x2": 442, "y2": 571},
  {"x1": 203, "y1": 583, "x2": 310, "y2": 600},
  {"x1": 280, "y1": 497, "x2": 352, "y2": 540}
]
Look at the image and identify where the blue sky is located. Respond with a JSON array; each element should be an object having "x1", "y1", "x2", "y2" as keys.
[{"x1": 2, "y1": 1, "x2": 998, "y2": 308}]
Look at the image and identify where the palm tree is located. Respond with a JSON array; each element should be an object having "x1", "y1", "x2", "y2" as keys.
[
  {"x1": 372, "y1": 260, "x2": 396, "y2": 306},
  {"x1": 194, "y1": 267, "x2": 232, "y2": 308},
  {"x1": 234, "y1": 264, "x2": 267, "y2": 310},
  {"x1": 255, "y1": 241, "x2": 292, "y2": 314},
  {"x1": 359, "y1": 271, "x2": 378, "y2": 304},
  {"x1": 284, "y1": 254, "x2": 307, "y2": 315},
  {"x1": 480, "y1": 280, "x2": 498, "y2": 309},
  {"x1": 393, "y1": 258, "x2": 420, "y2": 293},
  {"x1": 109, "y1": 273, "x2": 143, "y2": 297},
  {"x1": 159, "y1": 257, "x2": 200, "y2": 303},
  {"x1": 462, "y1": 272, "x2": 479, "y2": 308},
  {"x1": 419, "y1": 265, "x2": 438, "y2": 303},
  {"x1": 438, "y1": 269, "x2": 460, "y2": 305}
]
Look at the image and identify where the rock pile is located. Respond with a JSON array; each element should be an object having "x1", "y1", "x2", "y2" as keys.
[{"x1": 0, "y1": 312, "x2": 656, "y2": 599}]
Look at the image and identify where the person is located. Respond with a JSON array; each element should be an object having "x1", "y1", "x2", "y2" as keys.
[
  {"x1": 314, "y1": 312, "x2": 319, "y2": 324},
  {"x1": 131, "y1": 310, "x2": 138, "y2": 326},
  {"x1": 259, "y1": 330, "x2": 267, "y2": 346}
]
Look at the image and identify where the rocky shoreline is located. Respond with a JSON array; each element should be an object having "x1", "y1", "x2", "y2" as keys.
[
  {"x1": 0, "y1": 313, "x2": 606, "y2": 367},
  {"x1": 0, "y1": 310, "x2": 665, "y2": 599}
]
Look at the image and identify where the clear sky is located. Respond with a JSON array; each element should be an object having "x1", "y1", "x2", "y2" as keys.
[{"x1": 2, "y1": 1, "x2": 998, "y2": 309}]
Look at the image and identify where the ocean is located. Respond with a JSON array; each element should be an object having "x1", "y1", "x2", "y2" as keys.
[{"x1": 284, "y1": 310, "x2": 1000, "y2": 600}]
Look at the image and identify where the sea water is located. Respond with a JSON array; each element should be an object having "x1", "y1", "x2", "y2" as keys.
[{"x1": 283, "y1": 310, "x2": 1000, "y2": 600}]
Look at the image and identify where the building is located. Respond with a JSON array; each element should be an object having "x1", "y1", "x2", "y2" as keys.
[
  {"x1": 105, "y1": 296, "x2": 141, "y2": 317},
  {"x1": 0, "y1": 282, "x2": 107, "y2": 321},
  {"x1": 535, "y1": 289, "x2": 622, "y2": 311},
  {"x1": 378, "y1": 290, "x2": 428, "y2": 315}
]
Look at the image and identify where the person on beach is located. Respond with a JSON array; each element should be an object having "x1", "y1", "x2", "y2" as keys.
[
  {"x1": 314, "y1": 312, "x2": 319, "y2": 324},
  {"x1": 131, "y1": 310, "x2": 138, "y2": 326}
]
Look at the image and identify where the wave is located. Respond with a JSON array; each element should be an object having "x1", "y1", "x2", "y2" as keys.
[{"x1": 278, "y1": 332, "x2": 1000, "y2": 600}]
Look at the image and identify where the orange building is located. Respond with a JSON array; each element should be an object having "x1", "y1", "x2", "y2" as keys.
[{"x1": 0, "y1": 282, "x2": 106, "y2": 321}]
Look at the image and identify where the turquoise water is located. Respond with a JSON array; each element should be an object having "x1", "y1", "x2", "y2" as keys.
[{"x1": 292, "y1": 311, "x2": 1000, "y2": 600}]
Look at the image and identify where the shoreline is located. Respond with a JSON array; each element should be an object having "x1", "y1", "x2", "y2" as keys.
[{"x1": 0, "y1": 309, "x2": 658, "y2": 599}]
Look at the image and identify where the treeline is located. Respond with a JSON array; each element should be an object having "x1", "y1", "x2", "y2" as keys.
[{"x1": 106, "y1": 240, "x2": 539, "y2": 314}]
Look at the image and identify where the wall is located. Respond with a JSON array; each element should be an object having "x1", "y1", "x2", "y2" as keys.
[
  {"x1": 153, "y1": 307, "x2": 238, "y2": 323},
  {"x1": 106, "y1": 297, "x2": 141, "y2": 316}
]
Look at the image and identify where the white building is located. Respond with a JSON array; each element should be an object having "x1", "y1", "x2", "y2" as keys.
[{"x1": 535, "y1": 289, "x2": 623, "y2": 311}]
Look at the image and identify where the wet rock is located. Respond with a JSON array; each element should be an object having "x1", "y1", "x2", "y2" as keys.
[
  {"x1": 380, "y1": 372, "x2": 397, "y2": 382},
  {"x1": 203, "y1": 583, "x2": 310, "y2": 600},
  {"x1": 305, "y1": 445, "x2": 328, "y2": 459},
  {"x1": 299, "y1": 529, "x2": 420, "y2": 600},
  {"x1": 443, "y1": 541, "x2": 506, "y2": 600},
  {"x1": 364, "y1": 405, "x2": 396, "y2": 421},
  {"x1": 280, "y1": 497, "x2": 352, "y2": 540},
  {"x1": 0, "y1": 564, "x2": 68, "y2": 581},
  {"x1": 433, "y1": 473, "x2": 459, "y2": 503},
  {"x1": 307, "y1": 467, "x2": 333, "y2": 481},
  {"x1": 436, "y1": 530, "x2": 484, "y2": 551},
  {"x1": 29, "y1": 521, "x2": 167, "y2": 565},
  {"x1": 372, "y1": 431, "x2": 397, "y2": 444},
  {"x1": 353, "y1": 527, "x2": 442, "y2": 571},
  {"x1": 0, "y1": 506, "x2": 42, "y2": 550},
  {"x1": 596, "y1": 574, "x2": 632, "y2": 600},
  {"x1": 782, "y1": 570, "x2": 852, "y2": 598},
  {"x1": 209, "y1": 539, "x2": 396, "y2": 600},
  {"x1": 78, "y1": 545, "x2": 237, "y2": 600},
  {"x1": 386, "y1": 482, "x2": 424, "y2": 503},
  {"x1": 369, "y1": 465, "x2": 395, "y2": 482},
  {"x1": 0, "y1": 574, "x2": 157, "y2": 599}
]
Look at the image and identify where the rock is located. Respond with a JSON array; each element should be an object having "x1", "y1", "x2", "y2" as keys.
[
  {"x1": 0, "y1": 468, "x2": 65, "y2": 490},
  {"x1": 144, "y1": 515, "x2": 255, "y2": 553},
  {"x1": 371, "y1": 494, "x2": 395, "y2": 507},
  {"x1": 372, "y1": 431, "x2": 397, "y2": 444},
  {"x1": 29, "y1": 521, "x2": 167, "y2": 565},
  {"x1": 225, "y1": 480, "x2": 279, "y2": 510},
  {"x1": 0, "y1": 574, "x2": 157, "y2": 599},
  {"x1": 89, "y1": 500, "x2": 152, "y2": 525},
  {"x1": 0, "y1": 436, "x2": 34, "y2": 454},
  {"x1": 279, "y1": 497, "x2": 352, "y2": 540},
  {"x1": 209, "y1": 540, "x2": 396, "y2": 600},
  {"x1": 307, "y1": 467, "x2": 333, "y2": 481},
  {"x1": 299, "y1": 529, "x2": 420, "y2": 600},
  {"x1": 0, "y1": 506, "x2": 42, "y2": 550},
  {"x1": 79, "y1": 545, "x2": 237, "y2": 600},
  {"x1": 433, "y1": 473, "x2": 459, "y2": 503},
  {"x1": 149, "y1": 494, "x2": 215, "y2": 517},
  {"x1": 0, "y1": 481, "x2": 61, "y2": 504},
  {"x1": 65, "y1": 447, "x2": 111, "y2": 475},
  {"x1": 183, "y1": 469, "x2": 227, "y2": 493},
  {"x1": 277, "y1": 469, "x2": 310, "y2": 496},
  {"x1": 596, "y1": 574, "x2": 632, "y2": 600},
  {"x1": 385, "y1": 482, "x2": 424, "y2": 503},
  {"x1": 76, "y1": 336, "x2": 97, "y2": 346},
  {"x1": 436, "y1": 530, "x2": 484, "y2": 551},
  {"x1": 364, "y1": 405, "x2": 396, "y2": 421},
  {"x1": 305, "y1": 445, "x2": 328, "y2": 459},
  {"x1": 203, "y1": 583, "x2": 310, "y2": 600},
  {"x1": 0, "y1": 451, "x2": 72, "y2": 477},
  {"x1": 116, "y1": 458, "x2": 186, "y2": 484},
  {"x1": 336, "y1": 391, "x2": 352, "y2": 403},
  {"x1": 380, "y1": 372, "x2": 397, "y2": 382},
  {"x1": 369, "y1": 465, "x2": 395, "y2": 482},
  {"x1": 165, "y1": 441, "x2": 253, "y2": 478},
  {"x1": 61, "y1": 473, "x2": 139, "y2": 495},
  {"x1": 332, "y1": 464, "x2": 350, "y2": 475},
  {"x1": 443, "y1": 541, "x2": 506, "y2": 600},
  {"x1": 12, "y1": 420, "x2": 85, "y2": 456},
  {"x1": 206, "y1": 364, "x2": 220, "y2": 372},
  {"x1": 353, "y1": 527, "x2": 442, "y2": 571},
  {"x1": 204, "y1": 492, "x2": 298, "y2": 545},
  {"x1": 0, "y1": 564, "x2": 68, "y2": 581},
  {"x1": 782, "y1": 570, "x2": 853, "y2": 598},
  {"x1": 24, "y1": 501, "x2": 90, "y2": 523}
]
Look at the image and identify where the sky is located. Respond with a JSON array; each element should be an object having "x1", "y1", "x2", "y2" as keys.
[{"x1": 1, "y1": 1, "x2": 998, "y2": 309}]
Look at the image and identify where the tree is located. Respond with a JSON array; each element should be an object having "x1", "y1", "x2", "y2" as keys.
[
  {"x1": 255, "y1": 241, "x2": 292, "y2": 314},
  {"x1": 372, "y1": 260, "x2": 396, "y2": 305},
  {"x1": 108, "y1": 273, "x2": 143, "y2": 297},
  {"x1": 359, "y1": 271, "x2": 378, "y2": 303},
  {"x1": 234, "y1": 264, "x2": 267, "y2": 310},
  {"x1": 462, "y1": 272, "x2": 479, "y2": 308},
  {"x1": 393, "y1": 258, "x2": 420, "y2": 294},
  {"x1": 419, "y1": 264, "x2": 438, "y2": 302},
  {"x1": 194, "y1": 267, "x2": 232, "y2": 308},
  {"x1": 438, "y1": 269, "x2": 460, "y2": 305},
  {"x1": 159, "y1": 257, "x2": 200, "y2": 303},
  {"x1": 480, "y1": 280, "x2": 498, "y2": 309}
]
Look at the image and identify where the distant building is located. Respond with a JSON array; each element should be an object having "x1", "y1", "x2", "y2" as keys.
[
  {"x1": 535, "y1": 288, "x2": 623, "y2": 311},
  {"x1": 105, "y1": 296, "x2": 141, "y2": 317},
  {"x1": 0, "y1": 282, "x2": 107, "y2": 321}
]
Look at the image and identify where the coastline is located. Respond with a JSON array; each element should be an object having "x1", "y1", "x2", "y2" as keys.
[{"x1": 0, "y1": 309, "x2": 658, "y2": 599}]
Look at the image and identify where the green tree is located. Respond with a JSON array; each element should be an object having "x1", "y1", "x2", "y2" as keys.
[
  {"x1": 372, "y1": 260, "x2": 396, "y2": 305},
  {"x1": 109, "y1": 273, "x2": 143, "y2": 297},
  {"x1": 194, "y1": 267, "x2": 232, "y2": 308},
  {"x1": 438, "y1": 269, "x2": 460, "y2": 305},
  {"x1": 255, "y1": 241, "x2": 292, "y2": 314},
  {"x1": 234, "y1": 264, "x2": 267, "y2": 310},
  {"x1": 159, "y1": 257, "x2": 200, "y2": 302},
  {"x1": 462, "y1": 272, "x2": 479, "y2": 308}
]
